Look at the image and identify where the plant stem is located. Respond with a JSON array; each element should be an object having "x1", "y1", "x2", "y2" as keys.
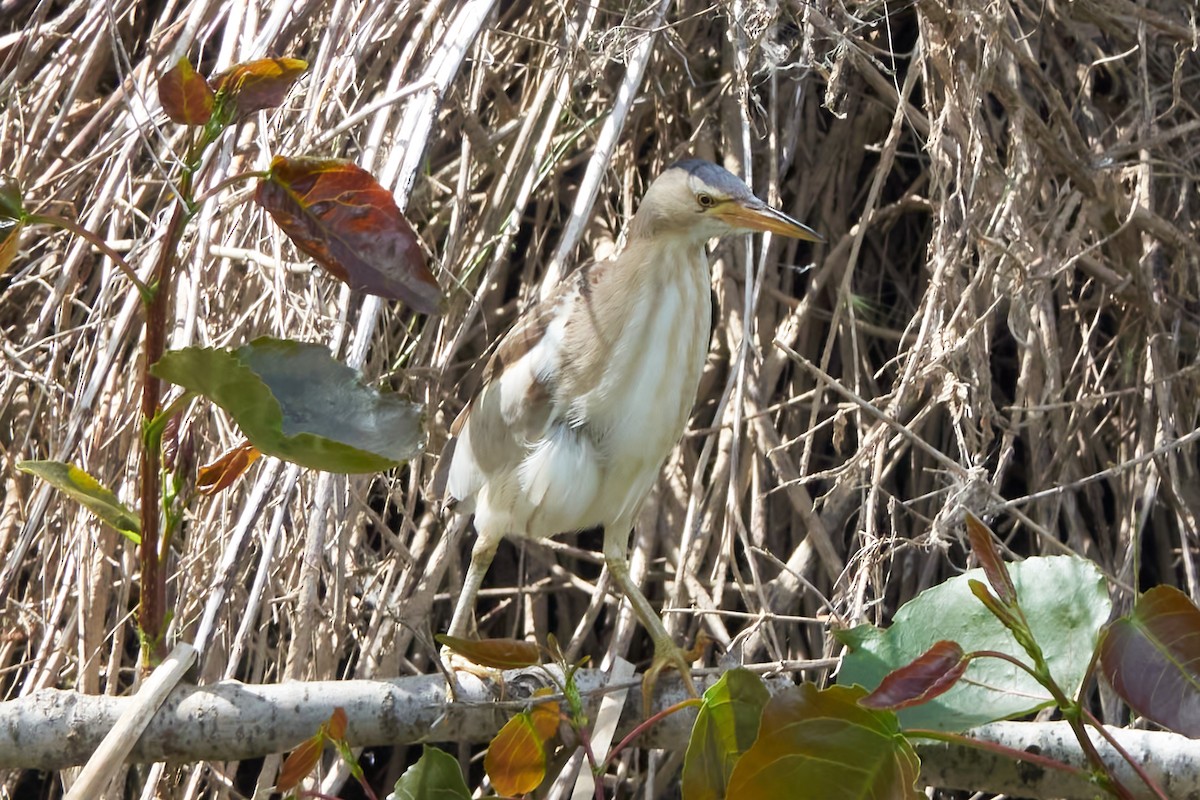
[
  {"x1": 1080, "y1": 708, "x2": 1168, "y2": 800},
  {"x1": 904, "y1": 728, "x2": 1090, "y2": 778},
  {"x1": 137, "y1": 169, "x2": 191, "y2": 665},
  {"x1": 601, "y1": 698, "x2": 702, "y2": 772}
]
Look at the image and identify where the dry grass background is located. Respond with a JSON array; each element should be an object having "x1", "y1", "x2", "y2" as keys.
[{"x1": 2, "y1": 0, "x2": 1199, "y2": 797}]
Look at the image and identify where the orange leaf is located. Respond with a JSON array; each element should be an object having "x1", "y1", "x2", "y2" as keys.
[
  {"x1": 197, "y1": 441, "x2": 261, "y2": 495},
  {"x1": 158, "y1": 57, "x2": 214, "y2": 125},
  {"x1": 436, "y1": 635, "x2": 541, "y2": 669},
  {"x1": 276, "y1": 735, "x2": 323, "y2": 792},
  {"x1": 485, "y1": 712, "x2": 549, "y2": 796},
  {"x1": 256, "y1": 156, "x2": 442, "y2": 313},
  {"x1": 212, "y1": 57, "x2": 307, "y2": 117},
  {"x1": 529, "y1": 698, "x2": 560, "y2": 742},
  {"x1": 0, "y1": 217, "x2": 21, "y2": 276},
  {"x1": 325, "y1": 706, "x2": 348, "y2": 741}
]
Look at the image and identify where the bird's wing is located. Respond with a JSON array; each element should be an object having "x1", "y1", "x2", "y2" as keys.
[{"x1": 439, "y1": 275, "x2": 578, "y2": 506}]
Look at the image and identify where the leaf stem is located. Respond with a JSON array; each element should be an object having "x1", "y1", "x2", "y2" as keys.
[
  {"x1": 28, "y1": 213, "x2": 152, "y2": 299},
  {"x1": 601, "y1": 698, "x2": 702, "y2": 772}
]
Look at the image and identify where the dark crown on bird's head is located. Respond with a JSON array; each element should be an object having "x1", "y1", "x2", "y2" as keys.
[{"x1": 666, "y1": 159, "x2": 754, "y2": 200}]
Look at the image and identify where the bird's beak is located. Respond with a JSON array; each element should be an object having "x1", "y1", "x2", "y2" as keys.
[{"x1": 717, "y1": 198, "x2": 824, "y2": 242}]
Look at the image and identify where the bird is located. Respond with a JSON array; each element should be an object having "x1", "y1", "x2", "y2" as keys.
[{"x1": 438, "y1": 158, "x2": 822, "y2": 697}]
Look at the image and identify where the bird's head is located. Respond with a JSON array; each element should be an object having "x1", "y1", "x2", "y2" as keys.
[{"x1": 630, "y1": 159, "x2": 824, "y2": 244}]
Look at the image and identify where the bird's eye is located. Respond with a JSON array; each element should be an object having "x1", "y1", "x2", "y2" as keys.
[{"x1": 696, "y1": 193, "x2": 716, "y2": 209}]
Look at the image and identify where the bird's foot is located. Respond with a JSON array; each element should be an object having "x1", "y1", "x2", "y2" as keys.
[
  {"x1": 438, "y1": 644, "x2": 501, "y2": 700},
  {"x1": 641, "y1": 631, "x2": 711, "y2": 716}
]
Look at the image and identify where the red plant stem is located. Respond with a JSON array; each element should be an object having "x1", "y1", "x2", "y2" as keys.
[
  {"x1": 137, "y1": 180, "x2": 189, "y2": 664},
  {"x1": 971, "y1": 650, "x2": 1137, "y2": 800},
  {"x1": 601, "y1": 698, "x2": 702, "y2": 772},
  {"x1": 1080, "y1": 708, "x2": 1170, "y2": 800},
  {"x1": 904, "y1": 728, "x2": 1089, "y2": 777}
]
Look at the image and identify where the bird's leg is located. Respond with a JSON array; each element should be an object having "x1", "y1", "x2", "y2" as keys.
[
  {"x1": 447, "y1": 530, "x2": 501, "y2": 638},
  {"x1": 440, "y1": 529, "x2": 503, "y2": 694},
  {"x1": 602, "y1": 523, "x2": 699, "y2": 709}
]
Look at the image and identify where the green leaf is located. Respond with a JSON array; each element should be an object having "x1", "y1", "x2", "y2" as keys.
[
  {"x1": 151, "y1": 337, "x2": 424, "y2": 473},
  {"x1": 682, "y1": 667, "x2": 769, "y2": 800},
  {"x1": 0, "y1": 216, "x2": 22, "y2": 276},
  {"x1": 1100, "y1": 585, "x2": 1200, "y2": 736},
  {"x1": 836, "y1": 555, "x2": 1111, "y2": 731},
  {"x1": 393, "y1": 745, "x2": 471, "y2": 800},
  {"x1": 0, "y1": 175, "x2": 23, "y2": 276},
  {"x1": 17, "y1": 461, "x2": 141, "y2": 544},
  {"x1": 726, "y1": 684, "x2": 920, "y2": 800}
]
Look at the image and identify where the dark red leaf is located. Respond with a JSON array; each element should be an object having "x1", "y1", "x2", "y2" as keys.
[
  {"x1": 212, "y1": 57, "x2": 307, "y2": 117},
  {"x1": 965, "y1": 512, "x2": 1016, "y2": 605},
  {"x1": 1100, "y1": 585, "x2": 1200, "y2": 736},
  {"x1": 256, "y1": 156, "x2": 443, "y2": 313},
  {"x1": 196, "y1": 441, "x2": 261, "y2": 495},
  {"x1": 158, "y1": 57, "x2": 214, "y2": 125},
  {"x1": 436, "y1": 634, "x2": 541, "y2": 669},
  {"x1": 861, "y1": 640, "x2": 969, "y2": 710}
]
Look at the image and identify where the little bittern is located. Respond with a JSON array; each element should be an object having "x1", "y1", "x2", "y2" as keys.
[{"x1": 440, "y1": 159, "x2": 821, "y2": 694}]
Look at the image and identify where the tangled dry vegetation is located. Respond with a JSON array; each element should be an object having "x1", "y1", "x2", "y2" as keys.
[{"x1": 2, "y1": 0, "x2": 1199, "y2": 796}]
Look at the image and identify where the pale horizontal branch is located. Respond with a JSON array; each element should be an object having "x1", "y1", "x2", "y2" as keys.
[{"x1": 3, "y1": 670, "x2": 1197, "y2": 799}]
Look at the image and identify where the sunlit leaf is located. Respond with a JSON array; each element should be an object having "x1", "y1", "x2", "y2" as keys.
[
  {"x1": 17, "y1": 461, "x2": 140, "y2": 544},
  {"x1": 837, "y1": 555, "x2": 1110, "y2": 731},
  {"x1": 158, "y1": 57, "x2": 214, "y2": 125},
  {"x1": 528, "y1": 695, "x2": 560, "y2": 741},
  {"x1": 1100, "y1": 585, "x2": 1200, "y2": 736},
  {"x1": 211, "y1": 57, "x2": 307, "y2": 117},
  {"x1": 682, "y1": 667, "x2": 769, "y2": 800},
  {"x1": 393, "y1": 745, "x2": 471, "y2": 800},
  {"x1": 151, "y1": 337, "x2": 425, "y2": 473},
  {"x1": 196, "y1": 440, "x2": 261, "y2": 495},
  {"x1": 965, "y1": 512, "x2": 1017, "y2": 605},
  {"x1": 255, "y1": 155, "x2": 443, "y2": 313},
  {"x1": 485, "y1": 701, "x2": 559, "y2": 797},
  {"x1": 861, "y1": 641, "x2": 968, "y2": 711},
  {"x1": 726, "y1": 684, "x2": 921, "y2": 799},
  {"x1": 436, "y1": 635, "x2": 541, "y2": 669}
]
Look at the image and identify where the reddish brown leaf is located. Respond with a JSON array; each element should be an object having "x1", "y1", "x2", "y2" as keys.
[
  {"x1": 861, "y1": 640, "x2": 969, "y2": 710},
  {"x1": 485, "y1": 709, "x2": 553, "y2": 796},
  {"x1": 212, "y1": 57, "x2": 307, "y2": 117},
  {"x1": 276, "y1": 736, "x2": 323, "y2": 792},
  {"x1": 965, "y1": 512, "x2": 1017, "y2": 605},
  {"x1": 158, "y1": 57, "x2": 214, "y2": 125},
  {"x1": 436, "y1": 634, "x2": 541, "y2": 669},
  {"x1": 256, "y1": 155, "x2": 442, "y2": 312},
  {"x1": 325, "y1": 706, "x2": 348, "y2": 741},
  {"x1": 1100, "y1": 585, "x2": 1200, "y2": 736},
  {"x1": 197, "y1": 441, "x2": 261, "y2": 495}
]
